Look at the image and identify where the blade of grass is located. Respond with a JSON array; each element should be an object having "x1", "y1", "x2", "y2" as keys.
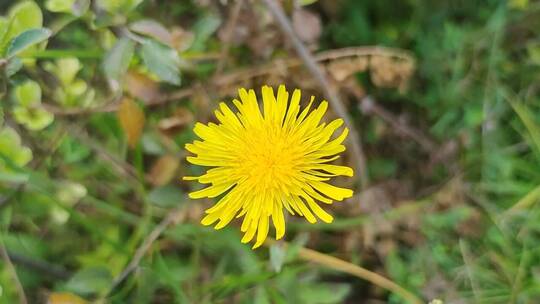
[
  {"x1": 20, "y1": 49, "x2": 103, "y2": 59},
  {"x1": 506, "y1": 184, "x2": 540, "y2": 211},
  {"x1": 0, "y1": 233, "x2": 28, "y2": 304},
  {"x1": 507, "y1": 99, "x2": 540, "y2": 156}
]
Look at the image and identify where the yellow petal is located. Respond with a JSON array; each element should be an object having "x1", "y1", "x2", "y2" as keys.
[
  {"x1": 284, "y1": 89, "x2": 301, "y2": 129},
  {"x1": 292, "y1": 195, "x2": 316, "y2": 223},
  {"x1": 188, "y1": 183, "x2": 233, "y2": 199},
  {"x1": 272, "y1": 201, "x2": 285, "y2": 239},
  {"x1": 241, "y1": 216, "x2": 252, "y2": 232},
  {"x1": 241, "y1": 219, "x2": 257, "y2": 244},
  {"x1": 309, "y1": 181, "x2": 353, "y2": 201},
  {"x1": 314, "y1": 164, "x2": 354, "y2": 177},
  {"x1": 303, "y1": 194, "x2": 333, "y2": 223},
  {"x1": 296, "y1": 96, "x2": 315, "y2": 124},
  {"x1": 302, "y1": 184, "x2": 333, "y2": 204},
  {"x1": 275, "y1": 85, "x2": 288, "y2": 125},
  {"x1": 262, "y1": 85, "x2": 276, "y2": 123},
  {"x1": 253, "y1": 215, "x2": 269, "y2": 248},
  {"x1": 201, "y1": 211, "x2": 221, "y2": 226}
]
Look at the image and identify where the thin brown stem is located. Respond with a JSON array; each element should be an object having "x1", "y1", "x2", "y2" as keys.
[
  {"x1": 44, "y1": 45, "x2": 412, "y2": 117},
  {"x1": 359, "y1": 95, "x2": 437, "y2": 152},
  {"x1": 108, "y1": 207, "x2": 186, "y2": 293},
  {"x1": 215, "y1": 0, "x2": 244, "y2": 74},
  {"x1": 268, "y1": 240, "x2": 423, "y2": 304},
  {"x1": 66, "y1": 124, "x2": 140, "y2": 181},
  {"x1": 262, "y1": 0, "x2": 369, "y2": 189}
]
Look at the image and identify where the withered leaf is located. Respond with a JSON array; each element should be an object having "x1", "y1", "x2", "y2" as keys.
[
  {"x1": 158, "y1": 108, "x2": 194, "y2": 135},
  {"x1": 148, "y1": 155, "x2": 180, "y2": 186},
  {"x1": 117, "y1": 97, "x2": 145, "y2": 148},
  {"x1": 125, "y1": 70, "x2": 161, "y2": 103},
  {"x1": 48, "y1": 292, "x2": 87, "y2": 304}
]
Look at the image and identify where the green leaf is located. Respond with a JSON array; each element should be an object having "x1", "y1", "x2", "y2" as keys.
[
  {"x1": 102, "y1": 37, "x2": 135, "y2": 82},
  {"x1": 6, "y1": 57, "x2": 23, "y2": 77},
  {"x1": 65, "y1": 267, "x2": 113, "y2": 296},
  {"x1": 269, "y1": 243, "x2": 286, "y2": 273},
  {"x1": 0, "y1": 127, "x2": 33, "y2": 170},
  {"x1": 300, "y1": 0, "x2": 319, "y2": 5},
  {"x1": 96, "y1": 0, "x2": 142, "y2": 13},
  {"x1": 146, "y1": 185, "x2": 184, "y2": 208},
  {"x1": 56, "y1": 57, "x2": 82, "y2": 85},
  {"x1": 45, "y1": 0, "x2": 76, "y2": 13},
  {"x1": 7, "y1": 28, "x2": 52, "y2": 58},
  {"x1": 13, "y1": 106, "x2": 54, "y2": 131},
  {"x1": 129, "y1": 19, "x2": 171, "y2": 46},
  {"x1": 140, "y1": 39, "x2": 181, "y2": 85},
  {"x1": 71, "y1": 0, "x2": 91, "y2": 16},
  {"x1": 14, "y1": 80, "x2": 41, "y2": 107},
  {"x1": 509, "y1": 100, "x2": 540, "y2": 156},
  {"x1": 509, "y1": 0, "x2": 528, "y2": 9},
  {"x1": 56, "y1": 181, "x2": 87, "y2": 205},
  {"x1": 0, "y1": 171, "x2": 30, "y2": 183},
  {"x1": 12, "y1": 81, "x2": 54, "y2": 131},
  {"x1": 0, "y1": 17, "x2": 9, "y2": 45},
  {"x1": 298, "y1": 283, "x2": 350, "y2": 304},
  {"x1": 190, "y1": 14, "x2": 221, "y2": 52},
  {"x1": 8, "y1": 1, "x2": 43, "y2": 31},
  {"x1": 0, "y1": 1, "x2": 43, "y2": 56},
  {"x1": 527, "y1": 43, "x2": 540, "y2": 66}
]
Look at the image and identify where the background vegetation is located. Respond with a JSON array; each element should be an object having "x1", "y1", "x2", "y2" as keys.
[{"x1": 1, "y1": 0, "x2": 539, "y2": 303}]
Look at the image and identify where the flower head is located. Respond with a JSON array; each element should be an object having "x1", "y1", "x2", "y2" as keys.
[{"x1": 184, "y1": 85, "x2": 354, "y2": 248}]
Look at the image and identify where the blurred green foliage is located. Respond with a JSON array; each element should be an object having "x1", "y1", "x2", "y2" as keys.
[{"x1": 0, "y1": 0, "x2": 539, "y2": 303}]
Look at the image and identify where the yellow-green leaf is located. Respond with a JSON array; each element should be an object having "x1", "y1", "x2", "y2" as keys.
[{"x1": 48, "y1": 292, "x2": 88, "y2": 304}]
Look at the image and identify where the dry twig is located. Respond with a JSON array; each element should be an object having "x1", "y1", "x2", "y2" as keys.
[
  {"x1": 359, "y1": 95, "x2": 437, "y2": 152},
  {"x1": 215, "y1": 0, "x2": 244, "y2": 74},
  {"x1": 262, "y1": 0, "x2": 369, "y2": 189},
  {"x1": 44, "y1": 45, "x2": 413, "y2": 117},
  {"x1": 109, "y1": 207, "x2": 186, "y2": 292},
  {"x1": 267, "y1": 240, "x2": 423, "y2": 304}
]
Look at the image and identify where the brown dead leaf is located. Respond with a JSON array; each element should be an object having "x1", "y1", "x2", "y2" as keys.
[
  {"x1": 328, "y1": 57, "x2": 369, "y2": 82},
  {"x1": 170, "y1": 27, "x2": 195, "y2": 52},
  {"x1": 148, "y1": 155, "x2": 180, "y2": 186},
  {"x1": 158, "y1": 108, "x2": 194, "y2": 135},
  {"x1": 292, "y1": 8, "x2": 321, "y2": 44},
  {"x1": 117, "y1": 97, "x2": 145, "y2": 148},
  {"x1": 48, "y1": 292, "x2": 87, "y2": 304},
  {"x1": 125, "y1": 70, "x2": 161, "y2": 103},
  {"x1": 369, "y1": 55, "x2": 415, "y2": 92}
]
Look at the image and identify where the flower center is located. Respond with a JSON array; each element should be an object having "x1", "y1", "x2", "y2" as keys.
[{"x1": 237, "y1": 127, "x2": 299, "y2": 192}]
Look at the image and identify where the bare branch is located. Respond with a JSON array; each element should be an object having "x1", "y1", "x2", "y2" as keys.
[
  {"x1": 44, "y1": 46, "x2": 411, "y2": 118},
  {"x1": 109, "y1": 207, "x2": 186, "y2": 292},
  {"x1": 215, "y1": 0, "x2": 244, "y2": 74},
  {"x1": 262, "y1": 0, "x2": 369, "y2": 189},
  {"x1": 359, "y1": 95, "x2": 437, "y2": 152},
  {"x1": 266, "y1": 240, "x2": 423, "y2": 304}
]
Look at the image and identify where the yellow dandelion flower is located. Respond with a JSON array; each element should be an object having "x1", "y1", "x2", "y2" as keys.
[{"x1": 184, "y1": 85, "x2": 354, "y2": 248}]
